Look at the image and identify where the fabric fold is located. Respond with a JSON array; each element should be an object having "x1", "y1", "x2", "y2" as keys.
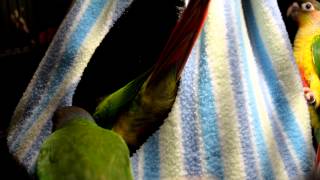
[
  {"x1": 131, "y1": 0, "x2": 314, "y2": 179},
  {"x1": 7, "y1": 0, "x2": 134, "y2": 174},
  {"x1": 6, "y1": 0, "x2": 315, "y2": 178}
]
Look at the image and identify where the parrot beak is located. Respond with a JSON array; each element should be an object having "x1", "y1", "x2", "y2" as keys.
[{"x1": 287, "y1": 2, "x2": 300, "y2": 20}]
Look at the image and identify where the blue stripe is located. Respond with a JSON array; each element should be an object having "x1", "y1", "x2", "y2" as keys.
[
  {"x1": 21, "y1": 84, "x2": 79, "y2": 167},
  {"x1": 49, "y1": 0, "x2": 110, "y2": 92},
  {"x1": 225, "y1": 1, "x2": 258, "y2": 179},
  {"x1": 22, "y1": 119, "x2": 53, "y2": 174},
  {"x1": 260, "y1": 0, "x2": 297, "y2": 66},
  {"x1": 58, "y1": 82, "x2": 77, "y2": 107},
  {"x1": 180, "y1": 50, "x2": 202, "y2": 175},
  {"x1": 23, "y1": 0, "x2": 86, "y2": 114},
  {"x1": 198, "y1": 30, "x2": 224, "y2": 178},
  {"x1": 235, "y1": 0, "x2": 275, "y2": 179},
  {"x1": 10, "y1": 0, "x2": 110, "y2": 153},
  {"x1": 131, "y1": 153, "x2": 139, "y2": 179},
  {"x1": 143, "y1": 131, "x2": 160, "y2": 179},
  {"x1": 267, "y1": 1, "x2": 297, "y2": 66},
  {"x1": 9, "y1": 0, "x2": 85, "y2": 150},
  {"x1": 243, "y1": 0, "x2": 312, "y2": 174},
  {"x1": 259, "y1": 77, "x2": 299, "y2": 176}
]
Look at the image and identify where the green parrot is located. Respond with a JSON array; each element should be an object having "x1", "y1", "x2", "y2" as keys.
[
  {"x1": 287, "y1": 0, "x2": 320, "y2": 165},
  {"x1": 36, "y1": 106, "x2": 133, "y2": 180},
  {"x1": 93, "y1": 0, "x2": 211, "y2": 151}
]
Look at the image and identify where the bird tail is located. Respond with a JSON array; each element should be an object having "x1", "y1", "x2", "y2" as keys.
[
  {"x1": 112, "y1": 0, "x2": 211, "y2": 151},
  {"x1": 147, "y1": 0, "x2": 211, "y2": 86}
]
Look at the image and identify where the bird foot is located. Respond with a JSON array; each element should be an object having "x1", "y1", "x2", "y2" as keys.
[{"x1": 303, "y1": 87, "x2": 316, "y2": 105}]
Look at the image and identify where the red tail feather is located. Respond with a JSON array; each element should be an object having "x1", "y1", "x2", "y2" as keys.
[{"x1": 149, "y1": 0, "x2": 211, "y2": 83}]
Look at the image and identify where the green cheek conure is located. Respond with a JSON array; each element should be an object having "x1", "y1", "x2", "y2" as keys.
[
  {"x1": 288, "y1": 0, "x2": 320, "y2": 166},
  {"x1": 36, "y1": 106, "x2": 133, "y2": 180}
]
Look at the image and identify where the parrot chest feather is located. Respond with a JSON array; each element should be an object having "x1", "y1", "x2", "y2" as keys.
[
  {"x1": 294, "y1": 26, "x2": 320, "y2": 83},
  {"x1": 294, "y1": 19, "x2": 320, "y2": 108}
]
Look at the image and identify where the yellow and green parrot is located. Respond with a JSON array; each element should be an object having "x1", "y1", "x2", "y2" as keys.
[
  {"x1": 287, "y1": 0, "x2": 320, "y2": 164},
  {"x1": 36, "y1": 106, "x2": 133, "y2": 180},
  {"x1": 93, "y1": 0, "x2": 211, "y2": 152}
]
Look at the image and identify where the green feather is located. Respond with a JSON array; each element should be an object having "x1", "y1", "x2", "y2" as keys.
[
  {"x1": 112, "y1": 68, "x2": 178, "y2": 151},
  {"x1": 312, "y1": 0, "x2": 320, "y2": 10},
  {"x1": 93, "y1": 70, "x2": 150, "y2": 129},
  {"x1": 312, "y1": 35, "x2": 320, "y2": 77},
  {"x1": 94, "y1": 0, "x2": 211, "y2": 152},
  {"x1": 37, "y1": 108, "x2": 133, "y2": 180}
]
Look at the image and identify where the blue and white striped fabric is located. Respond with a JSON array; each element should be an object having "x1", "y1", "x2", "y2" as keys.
[
  {"x1": 131, "y1": 0, "x2": 315, "y2": 179},
  {"x1": 7, "y1": 0, "x2": 133, "y2": 174},
  {"x1": 6, "y1": 0, "x2": 315, "y2": 178}
]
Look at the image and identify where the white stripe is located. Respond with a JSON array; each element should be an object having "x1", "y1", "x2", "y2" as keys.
[
  {"x1": 244, "y1": 35, "x2": 283, "y2": 179},
  {"x1": 159, "y1": 98, "x2": 186, "y2": 178},
  {"x1": 234, "y1": 1, "x2": 263, "y2": 178},
  {"x1": 250, "y1": 0, "x2": 313, "y2": 175},
  {"x1": 7, "y1": 0, "x2": 91, "y2": 145},
  {"x1": 261, "y1": 76, "x2": 305, "y2": 177},
  {"x1": 137, "y1": 148, "x2": 145, "y2": 180},
  {"x1": 13, "y1": 0, "x2": 130, "y2": 162},
  {"x1": 259, "y1": 70, "x2": 293, "y2": 178},
  {"x1": 41, "y1": 0, "x2": 92, "y2": 90},
  {"x1": 250, "y1": 0, "x2": 311, "y2": 143},
  {"x1": 15, "y1": 78, "x2": 78, "y2": 159},
  {"x1": 205, "y1": 0, "x2": 246, "y2": 178},
  {"x1": 251, "y1": 66, "x2": 289, "y2": 179}
]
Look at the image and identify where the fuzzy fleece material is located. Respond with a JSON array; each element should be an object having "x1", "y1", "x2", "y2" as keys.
[
  {"x1": 130, "y1": 0, "x2": 315, "y2": 179},
  {"x1": 6, "y1": 0, "x2": 315, "y2": 179},
  {"x1": 6, "y1": 0, "x2": 134, "y2": 174}
]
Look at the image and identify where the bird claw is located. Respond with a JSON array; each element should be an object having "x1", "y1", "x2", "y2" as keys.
[{"x1": 303, "y1": 87, "x2": 316, "y2": 105}]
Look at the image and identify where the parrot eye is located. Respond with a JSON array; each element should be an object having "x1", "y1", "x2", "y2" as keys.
[{"x1": 301, "y1": 2, "x2": 315, "y2": 11}]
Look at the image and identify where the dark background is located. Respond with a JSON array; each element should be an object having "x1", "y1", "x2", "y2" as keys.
[
  {"x1": 0, "y1": 0, "x2": 183, "y2": 179},
  {"x1": 0, "y1": 0, "x2": 301, "y2": 179}
]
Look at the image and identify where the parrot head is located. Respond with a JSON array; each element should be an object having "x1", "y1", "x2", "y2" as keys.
[
  {"x1": 52, "y1": 106, "x2": 94, "y2": 130},
  {"x1": 287, "y1": 0, "x2": 320, "y2": 26}
]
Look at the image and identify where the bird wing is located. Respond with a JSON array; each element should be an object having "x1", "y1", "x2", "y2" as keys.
[
  {"x1": 93, "y1": 70, "x2": 150, "y2": 128},
  {"x1": 312, "y1": 35, "x2": 320, "y2": 77}
]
